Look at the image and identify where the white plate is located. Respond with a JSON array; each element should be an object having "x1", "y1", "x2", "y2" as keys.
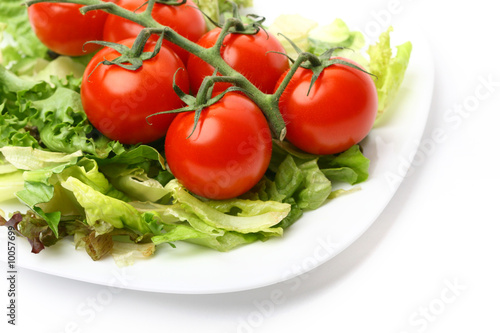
[{"x1": 0, "y1": 9, "x2": 433, "y2": 295}]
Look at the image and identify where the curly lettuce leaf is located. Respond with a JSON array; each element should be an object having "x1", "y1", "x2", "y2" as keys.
[
  {"x1": 318, "y1": 145, "x2": 370, "y2": 185},
  {"x1": 0, "y1": 148, "x2": 131, "y2": 237},
  {"x1": 247, "y1": 143, "x2": 370, "y2": 229},
  {"x1": 0, "y1": 65, "x2": 127, "y2": 158},
  {"x1": 368, "y1": 27, "x2": 412, "y2": 119},
  {"x1": 166, "y1": 179, "x2": 287, "y2": 235},
  {"x1": 0, "y1": 0, "x2": 47, "y2": 67},
  {"x1": 61, "y1": 176, "x2": 152, "y2": 234},
  {"x1": 183, "y1": 230, "x2": 260, "y2": 252},
  {"x1": 1, "y1": 147, "x2": 82, "y2": 237},
  {"x1": 0, "y1": 146, "x2": 82, "y2": 171},
  {"x1": 102, "y1": 165, "x2": 170, "y2": 202},
  {"x1": 0, "y1": 212, "x2": 49, "y2": 253}
]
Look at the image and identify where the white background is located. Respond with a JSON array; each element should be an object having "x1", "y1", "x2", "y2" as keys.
[{"x1": 2, "y1": 0, "x2": 500, "y2": 332}]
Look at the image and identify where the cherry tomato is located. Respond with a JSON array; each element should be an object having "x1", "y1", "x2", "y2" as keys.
[
  {"x1": 276, "y1": 58, "x2": 378, "y2": 155},
  {"x1": 103, "y1": 0, "x2": 207, "y2": 64},
  {"x1": 28, "y1": 3, "x2": 110, "y2": 56},
  {"x1": 81, "y1": 38, "x2": 189, "y2": 144},
  {"x1": 165, "y1": 93, "x2": 272, "y2": 200},
  {"x1": 187, "y1": 28, "x2": 290, "y2": 95}
]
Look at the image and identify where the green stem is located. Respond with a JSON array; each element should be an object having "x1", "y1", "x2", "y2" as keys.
[
  {"x1": 142, "y1": 0, "x2": 156, "y2": 17},
  {"x1": 129, "y1": 28, "x2": 154, "y2": 56},
  {"x1": 273, "y1": 52, "x2": 316, "y2": 99}
]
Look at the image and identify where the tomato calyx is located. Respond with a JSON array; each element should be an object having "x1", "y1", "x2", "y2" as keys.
[
  {"x1": 274, "y1": 35, "x2": 376, "y2": 96},
  {"x1": 149, "y1": 70, "x2": 248, "y2": 138},
  {"x1": 303, "y1": 52, "x2": 375, "y2": 96},
  {"x1": 84, "y1": 28, "x2": 165, "y2": 73}
]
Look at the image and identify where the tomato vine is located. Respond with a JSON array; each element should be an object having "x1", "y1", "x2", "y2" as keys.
[{"x1": 23, "y1": 0, "x2": 374, "y2": 143}]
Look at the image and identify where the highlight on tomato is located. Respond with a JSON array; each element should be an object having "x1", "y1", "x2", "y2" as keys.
[
  {"x1": 276, "y1": 57, "x2": 378, "y2": 155},
  {"x1": 103, "y1": 0, "x2": 207, "y2": 64},
  {"x1": 187, "y1": 27, "x2": 290, "y2": 95},
  {"x1": 28, "y1": 3, "x2": 110, "y2": 56},
  {"x1": 80, "y1": 38, "x2": 190, "y2": 144},
  {"x1": 165, "y1": 92, "x2": 273, "y2": 200}
]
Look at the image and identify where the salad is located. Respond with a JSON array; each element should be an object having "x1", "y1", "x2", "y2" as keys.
[{"x1": 0, "y1": 0, "x2": 411, "y2": 265}]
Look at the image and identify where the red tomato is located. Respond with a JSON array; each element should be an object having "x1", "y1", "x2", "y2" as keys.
[
  {"x1": 28, "y1": 3, "x2": 109, "y2": 56},
  {"x1": 187, "y1": 28, "x2": 290, "y2": 95},
  {"x1": 81, "y1": 38, "x2": 189, "y2": 144},
  {"x1": 103, "y1": 0, "x2": 207, "y2": 64},
  {"x1": 165, "y1": 93, "x2": 272, "y2": 200},
  {"x1": 276, "y1": 58, "x2": 378, "y2": 155}
]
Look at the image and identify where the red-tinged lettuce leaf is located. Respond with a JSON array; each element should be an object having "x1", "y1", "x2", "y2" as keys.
[{"x1": 0, "y1": 211, "x2": 55, "y2": 254}]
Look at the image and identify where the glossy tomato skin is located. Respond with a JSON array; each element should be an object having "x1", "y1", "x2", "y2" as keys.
[
  {"x1": 81, "y1": 38, "x2": 189, "y2": 144},
  {"x1": 103, "y1": 0, "x2": 207, "y2": 64},
  {"x1": 187, "y1": 28, "x2": 290, "y2": 95},
  {"x1": 165, "y1": 93, "x2": 272, "y2": 200},
  {"x1": 276, "y1": 58, "x2": 378, "y2": 155},
  {"x1": 28, "y1": 3, "x2": 109, "y2": 56}
]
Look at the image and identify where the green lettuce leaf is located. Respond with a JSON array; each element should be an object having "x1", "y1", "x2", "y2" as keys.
[
  {"x1": 151, "y1": 223, "x2": 261, "y2": 252},
  {"x1": 218, "y1": 0, "x2": 252, "y2": 13},
  {"x1": 126, "y1": 176, "x2": 289, "y2": 252},
  {"x1": 183, "y1": 230, "x2": 260, "y2": 252},
  {"x1": 318, "y1": 145, "x2": 370, "y2": 184},
  {"x1": 0, "y1": 65, "x2": 127, "y2": 158},
  {"x1": 248, "y1": 143, "x2": 370, "y2": 229},
  {"x1": 167, "y1": 179, "x2": 287, "y2": 235},
  {"x1": 102, "y1": 165, "x2": 170, "y2": 202},
  {"x1": 0, "y1": 170, "x2": 24, "y2": 202},
  {"x1": 0, "y1": 0, "x2": 47, "y2": 67},
  {"x1": 295, "y1": 159, "x2": 332, "y2": 210},
  {"x1": 0, "y1": 146, "x2": 82, "y2": 171},
  {"x1": 1, "y1": 147, "x2": 82, "y2": 237},
  {"x1": 16, "y1": 181, "x2": 62, "y2": 237},
  {"x1": 308, "y1": 18, "x2": 365, "y2": 55},
  {"x1": 268, "y1": 14, "x2": 319, "y2": 58},
  {"x1": 23, "y1": 56, "x2": 85, "y2": 86},
  {"x1": 367, "y1": 27, "x2": 412, "y2": 119},
  {"x1": 60, "y1": 176, "x2": 151, "y2": 234},
  {"x1": 193, "y1": 0, "x2": 253, "y2": 25}
]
